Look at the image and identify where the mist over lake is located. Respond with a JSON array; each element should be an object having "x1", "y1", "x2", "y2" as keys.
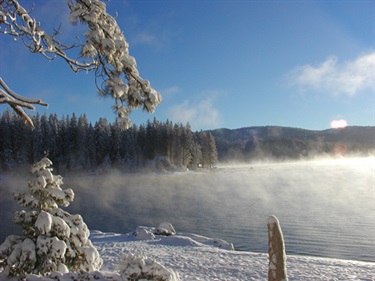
[{"x1": 1, "y1": 157, "x2": 374, "y2": 262}]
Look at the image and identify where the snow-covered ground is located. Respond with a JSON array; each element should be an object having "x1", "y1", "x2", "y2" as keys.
[
  {"x1": 92, "y1": 230, "x2": 375, "y2": 281},
  {"x1": 1, "y1": 227, "x2": 374, "y2": 280}
]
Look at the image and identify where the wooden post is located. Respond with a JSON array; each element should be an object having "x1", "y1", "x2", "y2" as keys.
[{"x1": 267, "y1": 215, "x2": 288, "y2": 281}]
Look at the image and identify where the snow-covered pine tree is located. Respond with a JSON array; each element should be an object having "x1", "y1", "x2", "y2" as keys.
[{"x1": 0, "y1": 157, "x2": 102, "y2": 277}]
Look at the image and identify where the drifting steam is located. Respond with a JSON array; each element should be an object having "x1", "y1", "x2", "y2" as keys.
[{"x1": 0, "y1": 157, "x2": 374, "y2": 262}]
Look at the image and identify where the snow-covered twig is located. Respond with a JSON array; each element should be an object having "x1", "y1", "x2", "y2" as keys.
[
  {"x1": 1, "y1": 0, "x2": 162, "y2": 129},
  {"x1": 0, "y1": 0, "x2": 98, "y2": 72},
  {"x1": 0, "y1": 78, "x2": 48, "y2": 128},
  {"x1": 68, "y1": 0, "x2": 162, "y2": 128}
]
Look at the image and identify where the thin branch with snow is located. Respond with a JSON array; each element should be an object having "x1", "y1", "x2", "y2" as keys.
[
  {"x1": 0, "y1": 0, "x2": 98, "y2": 72},
  {"x1": 68, "y1": 0, "x2": 162, "y2": 128},
  {"x1": 0, "y1": 0, "x2": 162, "y2": 129},
  {"x1": 0, "y1": 78, "x2": 48, "y2": 128}
]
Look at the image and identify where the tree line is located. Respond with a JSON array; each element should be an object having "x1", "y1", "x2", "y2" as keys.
[{"x1": 0, "y1": 110, "x2": 218, "y2": 173}]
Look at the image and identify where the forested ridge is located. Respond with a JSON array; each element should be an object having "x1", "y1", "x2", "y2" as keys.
[
  {"x1": 0, "y1": 110, "x2": 218, "y2": 173},
  {"x1": 2, "y1": 109, "x2": 373, "y2": 174},
  {"x1": 211, "y1": 125, "x2": 375, "y2": 161}
]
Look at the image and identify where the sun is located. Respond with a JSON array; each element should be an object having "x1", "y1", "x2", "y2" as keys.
[{"x1": 330, "y1": 119, "x2": 348, "y2": 129}]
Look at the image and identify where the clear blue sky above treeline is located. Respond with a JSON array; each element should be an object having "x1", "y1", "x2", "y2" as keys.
[{"x1": 0, "y1": 0, "x2": 374, "y2": 131}]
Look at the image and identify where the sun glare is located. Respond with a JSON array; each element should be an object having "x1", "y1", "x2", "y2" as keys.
[{"x1": 330, "y1": 119, "x2": 347, "y2": 129}]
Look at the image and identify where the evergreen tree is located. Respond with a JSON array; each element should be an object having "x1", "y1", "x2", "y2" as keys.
[
  {"x1": 11, "y1": 113, "x2": 30, "y2": 166},
  {"x1": 110, "y1": 120, "x2": 124, "y2": 167},
  {"x1": 40, "y1": 114, "x2": 52, "y2": 158},
  {"x1": 86, "y1": 123, "x2": 97, "y2": 171},
  {"x1": 122, "y1": 124, "x2": 139, "y2": 169},
  {"x1": 31, "y1": 113, "x2": 44, "y2": 163},
  {"x1": 165, "y1": 120, "x2": 175, "y2": 162},
  {"x1": 180, "y1": 123, "x2": 194, "y2": 167},
  {"x1": 198, "y1": 131, "x2": 218, "y2": 168},
  {"x1": 67, "y1": 113, "x2": 79, "y2": 170},
  {"x1": 0, "y1": 158, "x2": 102, "y2": 276},
  {"x1": 189, "y1": 140, "x2": 202, "y2": 170},
  {"x1": 0, "y1": 110, "x2": 14, "y2": 170},
  {"x1": 159, "y1": 120, "x2": 171, "y2": 159},
  {"x1": 76, "y1": 114, "x2": 90, "y2": 170},
  {"x1": 94, "y1": 118, "x2": 112, "y2": 169},
  {"x1": 151, "y1": 117, "x2": 164, "y2": 158},
  {"x1": 171, "y1": 124, "x2": 183, "y2": 166},
  {"x1": 206, "y1": 132, "x2": 218, "y2": 168},
  {"x1": 47, "y1": 114, "x2": 60, "y2": 164},
  {"x1": 137, "y1": 124, "x2": 147, "y2": 165},
  {"x1": 56, "y1": 115, "x2": 70, "y2": 173},
  {"x1": 144, "y1": 119, "x2": 156, "y2": 160},
  {"x1": 41, "y1": 114, "x2": 59, "y2": 165}
]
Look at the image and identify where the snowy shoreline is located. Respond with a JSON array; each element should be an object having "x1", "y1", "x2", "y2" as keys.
[
  {"x1": 1, "y1": 229, "x2": 374, "y2": 280},
  {"x1": 93, "y1": 229, "x2": 375, "y2": 280}
]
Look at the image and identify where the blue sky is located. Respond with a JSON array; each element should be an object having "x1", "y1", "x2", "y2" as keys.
[{"x1": 1, "y1": 0, "x2": 374, "y2": 131}]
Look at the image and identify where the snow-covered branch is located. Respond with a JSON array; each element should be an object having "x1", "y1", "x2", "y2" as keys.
[
  {"x1": 0, "y1": 0, "x2": 98, "y2": 72},
  {"x1": 0, "y1": 78, "x2": 48, "y2": 128},
  {"x1": 68, "y1": 0, "x2": 162, "y2": 129},
  {"x1": 1, "y1": 0, "x2": 162, "y2": 129}
]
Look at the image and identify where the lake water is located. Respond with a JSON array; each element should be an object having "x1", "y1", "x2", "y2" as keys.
[{"x1": 0, "y1": 157, "x2": 374, "y2": 262}]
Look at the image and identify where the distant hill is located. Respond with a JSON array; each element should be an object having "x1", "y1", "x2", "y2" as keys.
[{"x1": 209, "y1": 126, "x2": 375, "y2": 161}]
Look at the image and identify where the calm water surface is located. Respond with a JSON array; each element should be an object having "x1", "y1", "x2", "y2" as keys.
[{"x1": 1, "y1": 157, "x2": 374, "y2": 262}]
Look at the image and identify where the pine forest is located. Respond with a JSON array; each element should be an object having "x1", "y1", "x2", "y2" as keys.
[{"x1": 0, "y1": 110, "x2": 218, "y2": 173}]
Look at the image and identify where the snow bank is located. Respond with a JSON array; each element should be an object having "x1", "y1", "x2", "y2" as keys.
[
  {"x1": 1, "y1": 228, "x2": 374, "y2": 280},
  {"x1": 92, "y1": 230, "x2": 375, "y2": 281}
]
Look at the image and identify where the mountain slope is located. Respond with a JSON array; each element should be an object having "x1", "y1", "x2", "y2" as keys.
[{"x1": 209, "y1": 126, "x2": 374, "y2": 161}]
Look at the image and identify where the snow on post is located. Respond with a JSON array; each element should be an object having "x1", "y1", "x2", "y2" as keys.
[
  {"x1": 267, "y1": 215, "x2": 288, "y2": 281},
  {"x1": 0, "y1": 158, "x2": 102, "y2": 277}
]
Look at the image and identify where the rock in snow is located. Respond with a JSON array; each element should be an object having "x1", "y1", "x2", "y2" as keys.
[{"x1": 156, "y1": 222, "x2": 177, "y2": 236}]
